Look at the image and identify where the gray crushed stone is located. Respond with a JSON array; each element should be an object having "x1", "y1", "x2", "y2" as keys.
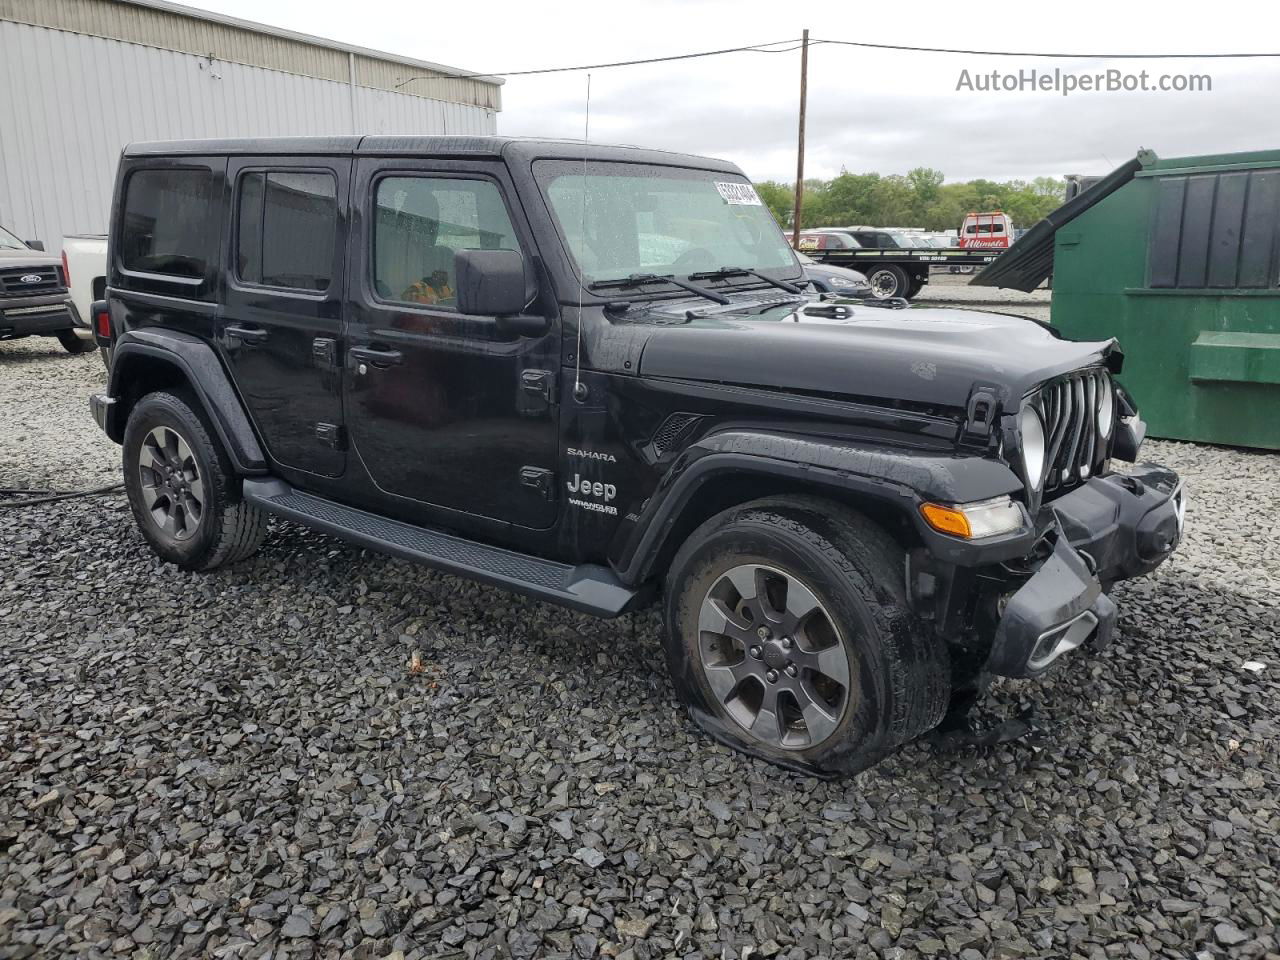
[{"x1": 1, "y1": 336, "x2": 1276, "y2": 960}]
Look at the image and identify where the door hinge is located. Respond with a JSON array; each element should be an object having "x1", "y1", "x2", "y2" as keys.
[
  {"x1": 315, "y1": 422, "x2": 346, "y2": 450},
  {"x1": 519, "y1": 466, "x2": 555, "y2": 500},
  {"x1": 312, "y1": 337, "x2": 339, "y2": 370},
  {"x1": 521, "y1": 369, "x2": 556, "y2": 403}
]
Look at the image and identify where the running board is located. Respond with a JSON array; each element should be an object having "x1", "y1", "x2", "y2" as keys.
[{"x1": 242, "y1": 479, "x2": 639, "y2": 617}]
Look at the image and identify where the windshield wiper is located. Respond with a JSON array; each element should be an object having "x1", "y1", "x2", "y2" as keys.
[
  {"x1": 586, "y1": 273, "x2": 730, "y2": 305},
  {"x1": 689, "y1": 266, "x2": 805, "y2": 295}
]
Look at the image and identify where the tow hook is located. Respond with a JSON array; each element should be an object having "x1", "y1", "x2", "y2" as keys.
[{"x1": 1116, "y1": 475, "x2": 1146, "y2": 497}]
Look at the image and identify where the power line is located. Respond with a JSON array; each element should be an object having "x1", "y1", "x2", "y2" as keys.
[
  {"x1": 811, "y1": 38, "x2": 1280, "y2": 59},
  {"x1": 395, "y1": 35, "x2": 1280, "y2": 90},
  {"x1": 394, "y1": 39, "x2": 804, "y2": 88}
]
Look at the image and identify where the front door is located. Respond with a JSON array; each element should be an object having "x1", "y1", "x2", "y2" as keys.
[
  {"x1": 344, "y1": 157, "x2": 559, "y2": 528},
  {"x1": 218, "y1": 156, "x2": 349, "y2": 478}
]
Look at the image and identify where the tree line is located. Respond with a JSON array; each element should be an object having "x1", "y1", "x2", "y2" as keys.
[{"x1": 754, "y1": 168, "x2": 1067, "y2": 233}]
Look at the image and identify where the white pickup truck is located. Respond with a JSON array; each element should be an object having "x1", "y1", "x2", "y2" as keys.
[{"x1": 61, "y1": 234, "x2": 108, "y2": 359}]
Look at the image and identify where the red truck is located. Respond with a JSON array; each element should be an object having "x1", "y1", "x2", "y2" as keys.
[{"x1": 958, "y1": 211, "x2": 1015, "y2": 250}]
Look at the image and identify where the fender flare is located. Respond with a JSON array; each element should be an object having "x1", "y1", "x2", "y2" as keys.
[
  {"x1": 105, "y1": 328, "x2": 267, "y2": 474},
  {"x1": 613, "y1": 431, "x2": 1032, "y2": 584}
]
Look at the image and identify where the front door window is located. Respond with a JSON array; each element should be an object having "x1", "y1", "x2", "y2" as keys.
[{"x1": 372, "y1": 177, "x2": 522, "y2": 310}]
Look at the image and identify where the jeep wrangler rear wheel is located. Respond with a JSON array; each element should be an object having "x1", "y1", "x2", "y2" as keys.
[
  {"x1": 663, "y1": 497, "x2": 950, "y2": 775},
  {"x1": 123, "y1": 390, "x2": 267, "y2": 571}
]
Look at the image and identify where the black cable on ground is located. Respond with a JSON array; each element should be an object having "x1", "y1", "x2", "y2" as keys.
[{"x1": 0, "y1": 483, "x2": 124, "y2": 507}]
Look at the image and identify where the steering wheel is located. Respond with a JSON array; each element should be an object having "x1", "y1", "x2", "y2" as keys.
[{"x1": 672, "y1": 247, "x2": 716, "y2": 273}]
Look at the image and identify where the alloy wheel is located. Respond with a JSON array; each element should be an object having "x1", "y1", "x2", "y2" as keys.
[
  {"x1": 696, "y1": 564, "x2": 853, "y2": 750},
  {"x1": 138, "y1": 425, "x2": 205, "y2": 541}
]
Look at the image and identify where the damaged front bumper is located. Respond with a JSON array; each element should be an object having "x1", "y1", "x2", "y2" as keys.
[{"x1": 986, "y1": 463, "x2": 1185, "y2": 678}]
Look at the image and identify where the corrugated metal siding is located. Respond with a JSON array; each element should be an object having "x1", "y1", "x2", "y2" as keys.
[
  {"x1": 0, "y1": 0, "x2": 501, "y2": 109},
  {"x1": 354, "y1": 54, "x2": 498, "y2": 110},
  {"x1": 0, "y1": 20, "x2": 497, "y2": 252}
]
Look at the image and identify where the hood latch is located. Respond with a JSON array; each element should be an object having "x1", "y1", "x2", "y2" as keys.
[{"x1": 963, "y1": 385, "x2": 1000, "y2": 441}]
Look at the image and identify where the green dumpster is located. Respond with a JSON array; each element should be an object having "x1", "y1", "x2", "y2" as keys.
[{"x1": 974, "y1": 147, "x2": 1280, "y2": 450}]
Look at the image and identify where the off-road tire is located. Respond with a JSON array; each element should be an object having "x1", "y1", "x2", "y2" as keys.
[
  {"x1": 663, "y1": 496, "x2": 950, "y2": 775},
  {"x1": 122, "y1": 390, "x2": 266, "y2": 571},
  {"x1": 57, "y1": 330, "x2": 92, "y2": 354}
]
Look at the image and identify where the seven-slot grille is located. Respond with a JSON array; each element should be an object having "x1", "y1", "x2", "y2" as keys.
[
  {"x1": 1035, "y1": 368, "x2": 1112, "y2": 494},
  {"x1": 0, "y1": 266, "x2": 64, "y2": 298}
]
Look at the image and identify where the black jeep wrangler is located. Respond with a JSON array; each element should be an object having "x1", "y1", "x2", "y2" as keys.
[{"x1": 89, "y1": 137, "x2": 1184, "y2": 775}]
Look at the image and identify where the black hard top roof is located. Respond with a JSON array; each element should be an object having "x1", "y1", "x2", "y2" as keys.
[{"x1": 122, "y1": 136, "x2": 743, "y2": 173}]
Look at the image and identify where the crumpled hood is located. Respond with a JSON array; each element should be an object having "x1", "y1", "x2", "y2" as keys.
[{"x1": 636, "y1": 301, "x2": 1117, "y2": 410}]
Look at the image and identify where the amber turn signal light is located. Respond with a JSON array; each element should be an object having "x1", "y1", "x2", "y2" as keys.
[
  {"x1": 919, "y1": 496, "x2": 1027, "y2": 540},
  {"x1": 919, "y1": 503, "x2": 972, "y2": 538}
]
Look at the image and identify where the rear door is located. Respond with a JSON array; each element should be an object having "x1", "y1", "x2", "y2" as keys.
[{"x1": 218, "y1": 156, "x2": 349, "y2": 478}]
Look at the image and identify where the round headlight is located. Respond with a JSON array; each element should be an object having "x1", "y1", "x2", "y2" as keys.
[
  {"x1": 1098, "y1": 377, "x2": 1114, "y2": 438},
  {"x1": 1020, "y1": 406, "x2": 1047, "y2": 490}
]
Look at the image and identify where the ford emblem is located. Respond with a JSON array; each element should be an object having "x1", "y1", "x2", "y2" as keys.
[{"x1": 20, "y1": 274, "x2": 41, "y2": 283}]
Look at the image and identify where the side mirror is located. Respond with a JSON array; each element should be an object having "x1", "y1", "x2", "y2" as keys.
[
  {"x1": 25, "y1": 240, "x2": 44, "y2": 251},
  {"x1": 455, "y1": 249, "x2": 529, "y2": 317}
]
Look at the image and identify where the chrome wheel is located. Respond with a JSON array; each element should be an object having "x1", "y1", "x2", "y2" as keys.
[
  {"x1": 696, "y1": 564, "x2": 853, "y2": 750},
  {"x1": 867, "y1": 268, "x2": 901, "y2": 299},
  {"x1": 137, "y1": 425, "x2": 204, "y2": 541}
]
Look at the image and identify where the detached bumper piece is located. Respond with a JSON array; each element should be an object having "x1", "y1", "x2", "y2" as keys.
[
  {"x1": 988, "y1": 532, "x2": 1117, "y2": 678},
  {"x1": 987, "y1": 462, "x2": 1183, "y2": 678}
]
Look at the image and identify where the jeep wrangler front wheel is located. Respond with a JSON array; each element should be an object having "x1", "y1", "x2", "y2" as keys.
[
  {"x1": 663, "y1": 497, "x2": 950, "y2": 775},
  {"x1": 123, "y1": 390, "x2": 267, "y2": 571}
]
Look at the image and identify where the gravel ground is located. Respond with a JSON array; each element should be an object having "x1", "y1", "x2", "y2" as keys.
[
  {"x1": 1, "y1": 336, "x2": 1277, "y2": 960},
  {"x1": 916, "y1": 274, "x2": 1051, "y2": 324}
]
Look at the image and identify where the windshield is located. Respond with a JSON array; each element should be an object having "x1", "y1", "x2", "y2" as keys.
[
  {"x1": 535, "y1": 161, "x2": 798, "y2": 285},
  {"x1": 0, "y1": 225, "x2": 27, "y2": 250}
]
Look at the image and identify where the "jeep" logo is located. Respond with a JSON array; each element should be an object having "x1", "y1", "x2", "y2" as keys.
[{"x1": 567, "y1": 474, "x2": 615, "y2": 501}]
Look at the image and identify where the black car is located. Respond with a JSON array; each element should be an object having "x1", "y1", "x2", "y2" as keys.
[
  {"x1": 89, "y1": 137, "x2": 1184, "y2": 775},
  {"x1": 795, "y1": 252, "x2": 871, "y2": 296}
]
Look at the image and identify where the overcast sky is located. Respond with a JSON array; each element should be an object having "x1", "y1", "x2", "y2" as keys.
[{"x1": 201, "y1": 0, "x2": 1280, "y2": 185}]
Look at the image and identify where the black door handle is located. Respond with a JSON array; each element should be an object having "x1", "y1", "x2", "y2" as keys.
[
  {"x1": 350, "y1": 345, "x2": 404, "y2": 367},
  {"x1": 225, "y1": 324, "x2": 269, "y2": 345}
]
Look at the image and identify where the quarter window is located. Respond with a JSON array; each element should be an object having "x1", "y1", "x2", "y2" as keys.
[
  {"x1": 121, "y1": 168, "x2": 216, "y2": 278},
  {"x1": 236, "y1": 171, "x2": 337, "y2": 291},
  {"x1": 373, "y1": 176, "x2": 521, "y2": 309}
]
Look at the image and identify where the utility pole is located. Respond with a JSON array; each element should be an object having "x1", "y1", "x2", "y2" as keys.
[{"x1": 790, "y1": 28, "x2": 809, "y2": 248}]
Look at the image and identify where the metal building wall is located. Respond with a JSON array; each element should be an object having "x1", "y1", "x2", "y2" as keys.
[
  {"x1": 0, "y1": 20, "x2": 498, "y2": 252},
  {"x1": 0, "y1": 0, "x2": 502, "y2": 110}
]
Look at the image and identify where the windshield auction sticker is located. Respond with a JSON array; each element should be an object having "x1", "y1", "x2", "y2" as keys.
[{"x1": 715, "y1": 181, "x2": 763, "y2": 205}]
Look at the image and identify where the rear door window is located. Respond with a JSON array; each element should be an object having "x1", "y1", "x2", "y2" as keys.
[
  {"x1": 120, "y1": 168, "x2": 217, "y2": 279},
  {"x1": 236, "y1": 171, "x2": 338, "y2": 291}
]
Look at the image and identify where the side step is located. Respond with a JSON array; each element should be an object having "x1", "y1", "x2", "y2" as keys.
[{"x1": 242, "y1": 479, "x2": 639, "y2": 617}]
